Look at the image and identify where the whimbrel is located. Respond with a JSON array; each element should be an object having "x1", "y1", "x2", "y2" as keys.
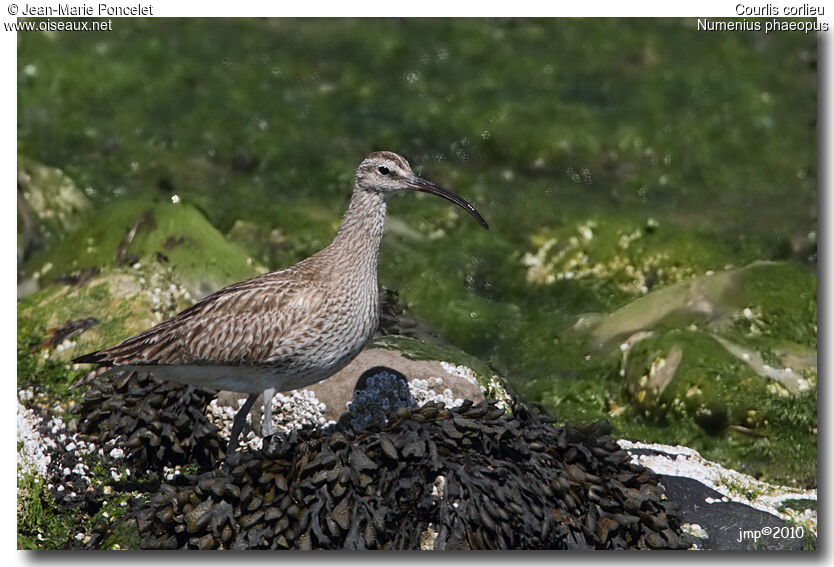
[{"x1": 74, "y1": 151, "x2": 488, "y2": 454}]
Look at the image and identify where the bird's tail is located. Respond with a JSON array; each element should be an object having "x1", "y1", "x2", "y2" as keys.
[
  {"x1": 70, "y1": 366, "x2": 107, "y2": 389},
  {"x1": 70, "y1": 349, "x2": 115, "y2": 389}
]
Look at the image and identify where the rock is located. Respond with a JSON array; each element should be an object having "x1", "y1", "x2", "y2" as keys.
[
  {"x1": 577, "y1": 261, "x2": 818, "y2": 485},
  {"x1": 306, "y1": 348, "x2": 488, "y2": 421},
  {"x1": 18, "y1": 264, "x2": 193, "y2": 365},
  {"x1": 20, "y1": 199, "x2": 265, "y2": 300},
  {"x1": 620, "y1": 440, "x2": 816, "y2": 550},
  {"x1": 372, "y1": 335, "x2": 503, "y2": 395},
  {"x1": 17, "y1": 157, "x2": 92, "y2": 267},
  {"x1": 709, "y1": 333, "x2": 812, "y2": 393},
  {"x1": 515, "y1": 216, "x2": 816, "y2": 489},
  {"x1": 617, "y1": 323, "x2": 817, "y2": 481}
]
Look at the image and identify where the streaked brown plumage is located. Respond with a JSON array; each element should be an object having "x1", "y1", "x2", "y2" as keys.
[{"x1": 74, "y1": 151, "x2": 488, "y2": 454}]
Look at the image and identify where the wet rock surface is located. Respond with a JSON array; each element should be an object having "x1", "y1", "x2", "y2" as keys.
[
  {"x1": 620, "y1": 441, "x2": 816, "y2": 550},
  {"x1": 84, "y1": 395, "x2": 691, "y2": 550},
  {"x1": 660, "y1": 476, "x2": 811, "y2": 551}
]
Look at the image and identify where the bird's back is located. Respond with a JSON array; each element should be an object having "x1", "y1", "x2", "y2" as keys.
[{"x1": 74, "y1": 247, "x2": 381, "y2": 392}]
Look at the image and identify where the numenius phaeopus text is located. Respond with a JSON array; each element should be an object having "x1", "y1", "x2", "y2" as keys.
[{"x1": 74, "y1": 151, "x2": 488, "y2": 454}]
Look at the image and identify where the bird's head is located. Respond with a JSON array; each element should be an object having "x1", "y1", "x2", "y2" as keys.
[{"x1": 354, "y1": 151, "x2": 488, "y2": 229}]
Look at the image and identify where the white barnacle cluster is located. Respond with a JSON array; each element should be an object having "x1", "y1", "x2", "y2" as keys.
[
  {"x1": 346, "y1": 369, "x2": 416, "y2": 430},
  {"x1": 408, "y1": 376, "x2": 464, "y2": 408},
  {"x1": 17, "y1": 401, "x2": 51, "y2": 478},
  {"x1": 438, "y1": 360, "x2": 513, "y2": 410},
  {"x1": 163, "y1": 465, "x2": 185, "y2": 483},
  {"x1": 264, "y1": 390, "x2": 331, "y2": 436},
  {"x1": 521, "y1": 220, "x2": 598, "y2": 285},
  {"x1": 521, "y1": 236, "x2": 562, "y2": 285},
  {"x1": 617, "y1": 227, "x2": 643, "y2": 250},
  {"x1": 205, "y1": 400, "x2": 237, "y2": 436},
  {"x1": 443, "y1": 362, "x2": 512, "y2": 410},
  {"x1": 439, "y1": 361, "x2": 479, "y2": 386},
  {"x1": 17, "y1": 394, "x2": 113, "y2": 526},
  {"x1": 735, "y1": 305, "x2": 765, "y2": 337},
  {"x1": 680, "y1": 523, "x2": 708, "y2": 542},
  {"x1": 208, "y1": 390, "x2": 332, "y2": 450},
  {"x1": 484, "y1": 375, "x2": 511, "y2": 410}
]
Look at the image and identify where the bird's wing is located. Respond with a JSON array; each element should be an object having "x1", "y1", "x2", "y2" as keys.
[{"x1": 74, "y1": 274, "x2": 335, "y2": 367}]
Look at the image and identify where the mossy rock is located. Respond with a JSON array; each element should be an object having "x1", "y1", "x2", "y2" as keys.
[
  {"x1": 18, "y1": 157, "x2": 93, "y2": 265},
  {"x1": 17, "y1": 262, "x2": 197, "y2": 405},
  {"x1": 18, "y1": 157, "x2": 92, "y2": 236},
  {"x1": 620, "y1": 324, "x2": 816, "y2": 482},
  {"x1": 523, "y1": 260, "x2": 816, "y2": 486},
  {"x1": 19, "y1": 265, "x2": 193, "y2": 360},
  {"x1": 23, "y1": 199, "x2": 265, "y2": 300},
  {"x1": 587, "y1": 261, "x2": 816, "y2": 348},
  {"x1": 598, "y1": 262, "x2": 817, "y2": 486},
  {"x1": 625, "y1": 330, "x2": 770, "y2": 427}
]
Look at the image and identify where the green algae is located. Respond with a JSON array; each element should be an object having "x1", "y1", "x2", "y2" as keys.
[
  {"x1": 19, "y1": 266, "x2": 186, "y2": 360},
  {"x1": 17, "y1": 471, "x2": 73, "y2": 549},
  {"x1": 17, "y1": 459, "x2": 144, "y2": 550},
  {"x1": 525, "y1": 259, "x2": 817, "y2": 486},
  {"x1": 17, "y1": 321, "x2": 85, "y2": 405},
  {"x1": 23, "y1": 199, "x2": 263, "y2": 299},
  {"x1": 17, "y1": 20, "x2": 816, "y2": 241}
]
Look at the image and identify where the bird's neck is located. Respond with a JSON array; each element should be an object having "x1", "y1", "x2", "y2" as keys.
[{"x1": 330, "y1": 188, "x2": 387, "y2": 262}]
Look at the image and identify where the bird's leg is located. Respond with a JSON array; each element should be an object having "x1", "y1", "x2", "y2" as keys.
[
  {"x1": 262, "y1": 387, "x2": 276, "y2": 437},
  {"x1": 227, "y1": 393, "x2": 259, "y2": 455}
]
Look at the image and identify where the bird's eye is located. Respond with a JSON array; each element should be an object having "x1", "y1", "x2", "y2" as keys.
[{"x1": 378, "y1": 166, "x2": 390, "y2": 175}]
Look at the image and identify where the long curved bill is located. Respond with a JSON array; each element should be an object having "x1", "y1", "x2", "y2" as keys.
[{"x1": 406, "y1": 177, "x2": 489, "y2": 230}]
